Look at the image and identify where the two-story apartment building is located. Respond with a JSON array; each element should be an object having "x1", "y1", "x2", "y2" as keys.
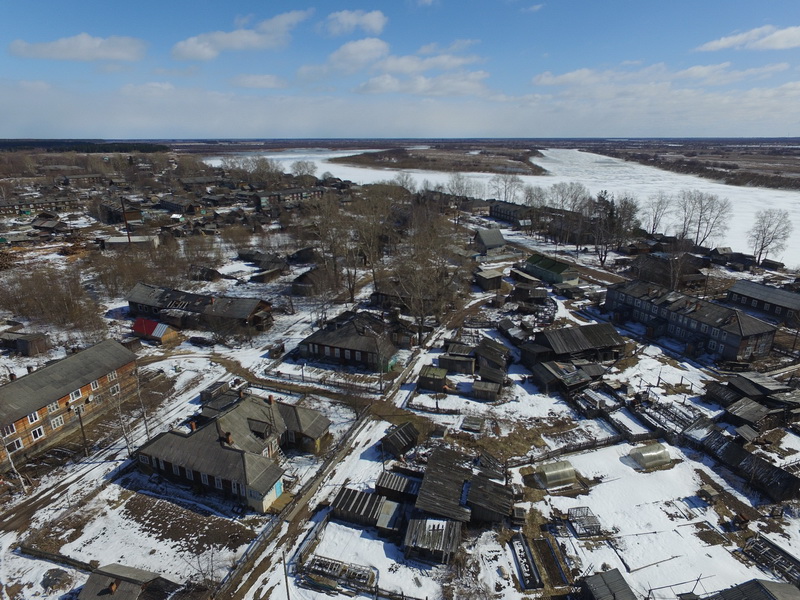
[
  {"x1": 0, "y1": 339, "x2": 137, "y2": 467},
  {"x1": 727, "y1": 280, "x2": 800, "y2": 325},
  {"x1": 606, "y1": 280, "x2": 776, "y2": 362}
]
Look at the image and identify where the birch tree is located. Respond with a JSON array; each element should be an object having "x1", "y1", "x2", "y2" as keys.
[{"x1": 748, "y1": 208, "x2": 792, "y2": 263}]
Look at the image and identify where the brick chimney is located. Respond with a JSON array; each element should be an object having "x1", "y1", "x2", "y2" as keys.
[
  {"x1": 108, "y1": 579, "x2": 120, "y2": 594},
  {"x1": 225, "y1": 431, "x2": 233, "y2": 445}
]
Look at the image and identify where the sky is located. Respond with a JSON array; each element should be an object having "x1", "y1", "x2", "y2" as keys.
[{"x1": 2, "y1": 1, "x2": 800, "y2": 139}]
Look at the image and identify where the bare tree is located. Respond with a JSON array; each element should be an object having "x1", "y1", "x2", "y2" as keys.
[
  {"x1": 393, "y1": 171, "x2": 417, "y2": 193},
  {"x1": 642, "y1": 191, "x2": 672, "y2": 235},
  {"x1": 748, "y1": 208, "x2": 792, "y2": 263},
  {"x1": 290, "y1": 159, "x2": 317, "y2": 178},
  {"x1": 489, "y1": 173, "x2": 522, "y2": 203},
  {"x1": 447, "y1": 172, "x2": 473, "y2": 198},
  {"x1": 675, "y1": 190, "x2": 730, "y2": 247}
]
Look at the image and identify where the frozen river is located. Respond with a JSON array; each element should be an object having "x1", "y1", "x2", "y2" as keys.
[{"x1": 206, "y1": 147, "x2": 800, "y2": 265}]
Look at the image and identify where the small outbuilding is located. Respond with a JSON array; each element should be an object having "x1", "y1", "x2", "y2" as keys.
[
  {"x1": 418, "y1": 365, "x2": 448, "y2": 393},
  {"x1": 132, "y1": 318, "x2": 180, "y2": 344},
  {"x1": 472, "y1": 381, "x2": 501, "y2": 402},
  {"x1": 438, "y1": 353, "x2": 475, "y2": 375},
  {"x1": 629, "y1": 443, "x2": 671, "y2": 470},
  {"x1": 475, "y1": 269, "x2": 503, "y2": 291},
  {"x1": 536, "y1": 460, "x2": 577, "y2": 488},
  {"x1": 381, "y1": 422, "x2": 419, "y2": 458},
  {"x1": 582, "y1": 568, "x2": 636, "y2": 600},
  {"x1": 403, "y1": 517, "x2": 462, "y2": 564}
]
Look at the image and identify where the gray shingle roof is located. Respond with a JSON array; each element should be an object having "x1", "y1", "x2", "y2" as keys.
[
  {"x1": 126, "y1": 282, "x2": 268, "y2": 321},
  {"x1": 0, "y1": 340, "x2": 136, "y2": 425},
  {"x1": 77, "y1": 563, "x2": 181, "y2": 600},
  {"x1": 475, "y1": 228, "x2": 506, "y2": 250}
]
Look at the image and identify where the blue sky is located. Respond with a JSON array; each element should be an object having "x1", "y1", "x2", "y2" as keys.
[{"x1": 2, "y1": 1, "x2": 800, "y2": 138}]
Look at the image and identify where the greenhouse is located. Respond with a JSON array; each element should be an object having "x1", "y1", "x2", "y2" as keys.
[
  {"x1": 629, "y1": 442, "x2": 671, "y2": 469},
  {"x1": 536, "y1": 460, "x2": 577, "y2": 488}
]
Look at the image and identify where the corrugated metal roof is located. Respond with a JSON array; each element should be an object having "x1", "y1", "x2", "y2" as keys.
[
  {"x1": 584, "y1": 568, "x2": 637, "y2": 600},
  {"x1": 0, "y1": 340, "x2": 136, "y2": 425}
]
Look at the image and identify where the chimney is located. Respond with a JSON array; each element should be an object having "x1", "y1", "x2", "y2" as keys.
[
  {"x1": 238, "y1": 388, "x2": 244, "y2": 399},
  {"x1": 109, "y1": 580, "x2": 120, "y2": 594},
  {"x1": 26, "y1": 366, "x2": 34, "y2": 374},
  {"x1": 189, "y1": 420, "x2": 196, "y2": 431},
  {"x1": 267, "y1": 394, "x2": 274, "y2": 405},
  {"x1": 225, "y1": 432, "x2": 233, "y2": 445},
  {"x1": 9, "y1": 373, "x2": 16, "y2": 381}
]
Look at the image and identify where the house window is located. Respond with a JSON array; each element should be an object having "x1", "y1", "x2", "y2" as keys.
[
  {"x1": 30, "y1": 426, "x2": 44, "y2": 441},
  {"x1": 690, "y1": 321, "x2": 697, "y2": 330},
  {"x1": 109, "y1": 384, "x2": 120, "y2": 395},
  {"x1": 334, "y1": 347, "x2": 340, "y2": 358},
  {"x1": 2, "y1": 424, "x2": 16, "y2": 437},
  {"x1": 70, "y1": 389, "x2": 82, "y2": 402},
  {"x1": 709, "y1": 340, "x2": 717, "y2": 350},
  {"x1": 201, "y1": 473, "x2": 209, "y2": 485},
  {"x1": 75, "y1": 405, "x2": 86, "y2": 416},
  {"x1": 47, "y1": 401, "x2": 60, "y2": 413},
  {"x1": 324, "y1": 346, "x2": 331, "y2": 357},
  {"x1": 776, "y1": 307, "x2": 782, "y2": 315},
  {"x1": 6, "y1": 439, "x2": 22, "y2": 453},
  {"x1": 731, "y1": 293, "x2": 738, "y2": 302},
  {"x1": 232, "y1": 480, "x2": 239, "y2": 494},
  {"x1": 668, "y1": 324, "x2": 675, "y2": 333},
  {"x1": 789, "y1": 311, "x2": 795, "y2": 318},
  {"x1": 240, "y1": 483, "x2": 246, "y2": 495},
  {"x1": 764, "y1": 303, "x2": 770, "y2": 312},
  {"x1": 701, "y1": 324, "x2": 708, "y2": 333},
  {"x1": 721, "y1": 331, "x2": 727, "y2": 340},
  {"x1": 751, "y1": 299, "x2": 758, "y2": 307},
  {"x1": 215, "y1": 476, "x2": 223, "y2": 489},
  {"x1": 139, "y1": 455, "x2": 150, "y2": 465},
  {"x1": 50, "y1": 415, "x2": 64, "y2": 430},
  {"x1": 344, "y1": 349, "x2": 351, "y2": 359},
  {"x1": 158, "y1": 458, "x2": 165, "y2": 470},
  {"x1": 712, "y1": 328, "x2": 719, "y2": 338},
  {"x1": 651, "y1": 304, "x2": 658, "y2": 313},
  {"x1": 248, "y1": 489, "x2": 261, "y2": 500},
  {"x1": 172, "y1": 463, "x2": 181, "y2": 476},
  {"x1": 354, "y1": 351, "x2": 361, "y2": 361},
  {"x1": 634, "y1": 299, "x2": 641, "y2": 308},
  {"x1": 107, "y1": 370, "x2": 118, "y2": 382},
  {"x1": 186, "y1": 469, "x2": 194, "y2": 481},
  {"x1": 28, "y1": 412, "x2": 40, "y2": 424},
  {"x1": 91, "y1": 380, "x2": 100, "y2": 391},
  {"x1": 740, "y1": 296, "x2": 747, "y2": 304}
]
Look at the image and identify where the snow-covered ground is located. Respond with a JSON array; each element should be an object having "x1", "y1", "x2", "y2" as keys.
[{"x1": 207, "y1": 146, "x2": 800, "y2": 263}]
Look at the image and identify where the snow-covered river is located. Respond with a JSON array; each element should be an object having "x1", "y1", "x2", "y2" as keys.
[{"x1": 206, "y1": 147, "x2": 800, "y2": 264}]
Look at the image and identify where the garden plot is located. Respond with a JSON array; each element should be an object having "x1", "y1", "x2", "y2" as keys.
[{"x1": 533, "y1": 443, "x2": 774, "y2": 596}]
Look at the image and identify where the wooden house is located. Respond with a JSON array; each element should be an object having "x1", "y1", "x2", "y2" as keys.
[
  {"x1": 418, "y1": 365, "x2": 448, "y2": 393},
  {"x1": 727, "y1": 279, "x2": 800, "y2": 324},
  {"x1": 0, "y1": 340, "x2": 137, "y2": 468},
  {"x1": 522, "y1": 252, "x2": 580, "y2": 285}
]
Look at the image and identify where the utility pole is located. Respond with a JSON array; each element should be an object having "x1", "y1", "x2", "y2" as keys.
[
  {"x1": 2, "y1": 438, "x2": 27, "y2": 494},
  {"x1": 75, "y1": 404, "x2": 89, "y2": 457},
  {"x1": 136, "y1": 369, "x2": 151, "y2": 441},
  {"x1": 282, "y1": 550, "x2": 290, "y2": 600},
  {"x1": 119, "y1": 196, "x2": 132, "y2": 244}
]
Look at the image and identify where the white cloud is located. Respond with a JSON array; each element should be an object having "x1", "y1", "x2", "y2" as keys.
[
  {"x1": 120, "y1": 82, "x2": 176, "y2": 96},
  {"x1": 524, "y1": 4, "x2": 545, "y2": 13},
  {"x1": 9, "y1": 33, "x2": 146, "y2": 61},
  {"x1": 534, "y1": 61, "x2": 789, "y2": 87},
  {"x1": 417, "y1": 0, "x2": 435, "y2": 5},
  {"x1": 230, "y1": 74, "x2": 287, "y2": 89},
  {"x1": 324, "y1": 10, "x2": 387, "y2": 36},
  {"x1": 300, "y1": 38, "x2": 390, "y2": 79},
  {"x1": 357, "y1": 70, "x2": 490, "y2": 96},
  {"x1": 697, "y1": 25, "x2": 800, "y2": 51},
  {"x1": 418, "y1": 39, "x2": 479, "y2": 55},
  {"x1": 377, "y1": 53, "x2": 481, "y2": 75},
  {"x1": 172, "y1": 9, "x2": 313, "y2": 60}
]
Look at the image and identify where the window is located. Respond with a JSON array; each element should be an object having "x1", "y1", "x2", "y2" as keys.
[
  {"x1": 731, "y1": 293, "x2": 738, "y2": 302},
  {"x1": 334, "y1": 347, "x2": 340, "y2": 358},
  {"x1": 90, "y1": 380, "x2": 100, "y2": 391},
  {"x1": 344, "y1": 349, "x2": 351, "y2": 359},
  {"x1": 701, "y1": 324, "x2": 708, "y2": 333},
  {"x1": 50, "y1": 415, "x2": 64, "y2": 430},
  {"x1": 751, "y1": 299, "x2": 758, "y2": 307},
  {"x1": 109, "y1": 384, "x2": 120, "y2": 395},
  {"x1": 201, "y1": 473, "x2": 209, "y2": 485},
  {"x1": 249, "y1": 489, "x2": 261, "y2": 500},
  {"x1": 764, "y1": 303, "x2": 770, "y2": 312},
  {"x1": 107, "y1": 370, "x2": 118, "y2": 382},
  {"x1": 215, "y1": 476, "x2": 223, "y2": 490},
  {"x1": 158, "y1": 458, "x2": 165, "y2": 470},
  {"x1": 721, "y1": 331, "x2": 727, "y2": 340},
  {"x1": 30, "y1": 426, "x2": 44, "y2": 441},
  {"x1": 75, "y1": 405, "x2": 86, "y2": 416},
  {"x1": 789, "y1": 311, "x2": 795, "y2": 318},
  {"x1": 712, "y1": 328, "x2": 719, "y2": 338},
  {"x1": 634, "y1": 299, "x2": 642, "y2": 308},
  {"x1": 354, "y1": 351, "x2": 361, "y2": 361},
  {"x1": 70, "y1": 389, "x2": 82, "y2": 402},
  {"x1": 668, "y1": 324, "x2": 675, "y2": 334},
  {"x1": 28, "y1": 412, "x2": 40, "y2": 424},
  {"x1": 186, "y1": 469, "x2": 193, "y2": 481},
  {"x1": 324, "y1": 346, "x2": 331, "y2": 357},
  {"x1": 172, "y1": 463, "x2": 180, "y2": 476},
  {"x1": 776, "y1": 307, "x2": 782, "y2": 315},
  {"x1": 6, "y1": 439, "x2": 22, "y2": 453},
  {"x1": 232, "y1": 480, "x2": 239, "y2": 494},
  {"x1": 709, "y1": 340, "x2": 717, "y2": 350},
  {"x1": 740, "y1": 296, "x2": 747, "y2": 304},
  {"x1": 139, "y1": 455, "x2": 150, "y2": 465},
  {"x1": 1, "y1": 424, "x2": 16, "y2": 437},
  {"x1": 47, "y1": 402, "x2": 60, "y2": 413}
]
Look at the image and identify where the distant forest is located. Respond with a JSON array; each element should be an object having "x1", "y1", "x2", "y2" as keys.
[{"x1": 0, "y1": 140, "x2": 169, "y2": 153}]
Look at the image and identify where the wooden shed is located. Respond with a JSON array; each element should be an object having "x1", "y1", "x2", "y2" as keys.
[
  {"x1": 418, "y1": 365, "x2": 448, "y2": 393},
  {"x1": 381, "y1": 422, "x2": 419, "y2": 458},
  {"x1": 472, "y1": 381, "x2": 501, "y2": 402},
  {"x1": 131, "y1": 318, "x2": 180, "y2": 345},
  {"x1": 437, "y1": 353, "x2": 475, "y2": 375}
]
